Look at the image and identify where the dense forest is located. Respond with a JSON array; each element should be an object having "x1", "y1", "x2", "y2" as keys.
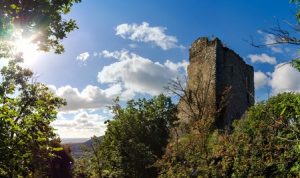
[{"x1": 1, "y1": 0, "x2": 300, "y2": 178}]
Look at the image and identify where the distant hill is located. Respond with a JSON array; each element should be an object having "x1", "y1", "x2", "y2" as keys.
[
  {"x1": 65, "y1": 137, "x2": 103, "y2": 158},
  {"x1": 61, "y1": 138, "x2": 90, "y2": 144}
]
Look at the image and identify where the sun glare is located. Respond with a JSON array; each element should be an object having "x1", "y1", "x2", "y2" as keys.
[
  {"x1": 12, "y1": 29, "x2": 42, "y2": 66},
  {"x1": 15, "y1": 38, "x2": 38, "y2": 59}
]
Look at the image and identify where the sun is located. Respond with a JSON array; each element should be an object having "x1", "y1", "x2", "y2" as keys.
[
  {"x1": 14, "y1": 37, "x2": 39, "y2": 59},
  {"x1": 12, "y1": 29, "x2": 43, "y2": 66}
]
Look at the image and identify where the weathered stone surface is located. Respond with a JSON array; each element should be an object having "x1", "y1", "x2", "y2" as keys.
[{"x1": 178, "y1": 37, "x2": 254, "y2": 129}]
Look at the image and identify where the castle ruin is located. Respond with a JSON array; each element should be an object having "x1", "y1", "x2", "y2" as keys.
[{"x1": 178, "y1": 37, "x2": 254, "y2": 129}]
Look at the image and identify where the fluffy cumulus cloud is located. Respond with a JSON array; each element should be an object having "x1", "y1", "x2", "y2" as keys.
[
  {"x1": 164, "y1": 59, "x2": 189, "y2": 73},
  {"x1": 254, "y1": 71, "x2": 269, "y2": 89},
  {"x1": 98, "y1": 49, "x2": 188, "y2": 97},
  {"x1": 76, "y1": 52, "x2": 90, "y2": 61},
  {"x1": 51, "y1": 85, "x2": 121, "y2": 111},
  {"x1": 51, "y1": 111, "x2": 108, "y2": 138},
  {"x1": 269, "y1": 63, "x2": 300, "y2": 94},
  {"x1": 248, "y1": 53, "x2": 277, "y2": 65},
  {"x1": 252, "y1": 64, "x2": 300, "y2": 94},
  {"x1": 115, "y1": 22, "x2": 182, "y2": 50}
]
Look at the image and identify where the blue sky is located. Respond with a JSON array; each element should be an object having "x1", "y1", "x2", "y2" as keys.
[{"x1": 17, "y1": 0, "x2": 300, "y2": 138}]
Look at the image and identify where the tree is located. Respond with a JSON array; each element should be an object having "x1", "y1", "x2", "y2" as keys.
[
  {"x1": 49, "y1": 140, "x2": 74, "y2": 178},
  {"x1": 158, "y1": 71, "x2": 231, "y2": 177},
  {"x1": 0, "y1": 0, "x2": 81, "y2": 55},
  {"x1": 250, "y1": 0, "x2": 300, "y2": 71},
  {"x1": 221, "y1": 93, "x2": 300, "y2": 177},
  {"x1": 73, "y1": 157, "x2": 94, "y2": 178},
  {"x1": 0, "y1": 59, "x2": 66, "y2": 177},
  {"x1": 158, "y1": 92, "x2": 300, "y2": 177},
  {"x1": 185, "y1": 92, "x2": 300, "y2": 177},
  {"x1": 73, "y1": 136, "x2": 104, "y2": 178},
  {"x1": 157, "y1": 51, "x2": 300, "y2": 177},
  {"x1": 0, "y1": 0, "x2": 81, "y2": 177},
  {"x1": 94, "y1": 95, "x2": 178, "y2": 178},
  {"x1": 157, "y1": 119, "x2": 219, "y2": 177}
]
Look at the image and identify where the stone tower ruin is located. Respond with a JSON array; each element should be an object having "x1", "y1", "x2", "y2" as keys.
[{"x1": 178, "y1": 37, "x2": 254, "y2": 129}]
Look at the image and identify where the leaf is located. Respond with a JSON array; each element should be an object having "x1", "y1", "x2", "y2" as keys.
[
  {"x1": 280, "y1": 106, "x2": 287, "y2": 116},
  {"x1": 53, "y1": 147, "x2": 63, "y2": 151},
  {"x1": 292, "y1": 59, "x2": 300, "y2": 72},
  {"x1": 10, "y1": 4, "x2": 17, "y2": 10}
]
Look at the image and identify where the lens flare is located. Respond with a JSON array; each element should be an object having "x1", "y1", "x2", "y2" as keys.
[
  {"x1": 11, "y1": 29, "x2": 42, "y2": 66},
  {"x1": 14, "y1": 37, "x2": 39, "y2": 60}
]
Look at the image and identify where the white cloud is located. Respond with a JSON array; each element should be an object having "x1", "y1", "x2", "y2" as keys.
[
  {"x1": 257, "y1": 31, "x2": 283, "y2": 53},
  {"x1": 164, "y1": 59, "x2": 189, "y2": 73},
  {"x1": 264, "y1": 34, "x2": 276, "y2": 45},
  {"x1": 52, "y1": 111, "x2": 108, "y2": 138},
  {"x1": 47, "y1": 84, "x2": 57, "y2": 93},
  {"x1": 129, "y1": 43, "x2": 138, "y2": 48},
  {"x1": 248, "y1": 53, "x2": 277, "y2": 65},
  {"x1": 254, "y1": 71, "x2": 269, "y2": 89},
  {"x1": 76, "y1": 52, "x2": 90, "y2": 61},
  {"x1": 98, "y1": 49, "x2": 188, "y2": 97},
  {"x1": 104, "y1": 84, "x2": 123, "y2": 97},
  {"x1": 265, "y1": 34, "x2": 283, "y2": 53},
  {"x1": 99, "y1": 49, "x2": 133, "y2": 61},
  {"x1": 270, "y1": 46, "x2": 283, "y2": 53},
  {"x1": 251, "y1": 63, "x2": 300, "y2": 94},
  {"x1": 269, "y1": 63, "x2": 300, "y2": 94},
  {"x1": 115, "y1": 22, "x2": 182, "y2": 50},
  {"x1": 53, "y1": 85, "x2": 121, "y2": 111}
]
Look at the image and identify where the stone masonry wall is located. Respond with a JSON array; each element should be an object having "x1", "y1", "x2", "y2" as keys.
[
  {"x1": 177, "y1": 37, "x2": 254, "y2": 129},
  {"x1": 215, "y1": 41, "x2": 254, "y2": 129},
  {"x1": 177, "y1": 37, "x2": 217, "y2": 123}
]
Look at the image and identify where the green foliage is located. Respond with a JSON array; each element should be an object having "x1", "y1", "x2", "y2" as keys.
[
  {"x1": 157, "y1": 115, "x2": 218, "y2": 177},
  {"x1": 0, "y1": 0, "x2": 81, "y2": 54},
  {"x1": 0, "y1": 59, "x2": 66, "y2": 177},
  {"x1": 73, "y1": 157, "x2": 95, "y2": 178},
  {"x1": 158, "y1": 93, "x2": 300, "y2": 177},
  {"x1": 291, "y1": 0, "x2": 300, "y2": 18},
  {"x1": 227, "y1": 93, "x2": 300, "y2": 176},
  {"x1": 93, "y1": 95, "x2": 178, "y2": 178},
  {"x1": 0, "y1": 1, "x2": 80, "y2": 177},
  {"x1": 49, "y1": 141, "x2": 74, "y2": 178},
  {"x1": 292, "y1": 58, "x2": 300, "y2": 72},
  {"x1": 73, "y1": 136, "x2": 103, "y2": 178},
  {"x1": 223, "y1": 93, "x2": 300, "y2": 177},
  {"x1": 290, "y1": 0, "x2": 300, "y2": 71}
]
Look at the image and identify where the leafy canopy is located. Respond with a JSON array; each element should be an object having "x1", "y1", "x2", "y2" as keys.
[
  {"x1": 0, "y1": 0, "x2": 81, "y2": 177},
  {"x1": 0, "y1": 0, "x2": 81, "y2": 54},
  {"x1": 0, "y1": 59, "x2": 66, "y2": 177},
  {"x1": 225, "y1": 92, "x2": 300, "y2": 177},
  {"x1": 93, "y1": 95, "x2": 178, "y2": 178},
  {"x1": 158, "y1": 93, "x2": 300, "y2": 177}
]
